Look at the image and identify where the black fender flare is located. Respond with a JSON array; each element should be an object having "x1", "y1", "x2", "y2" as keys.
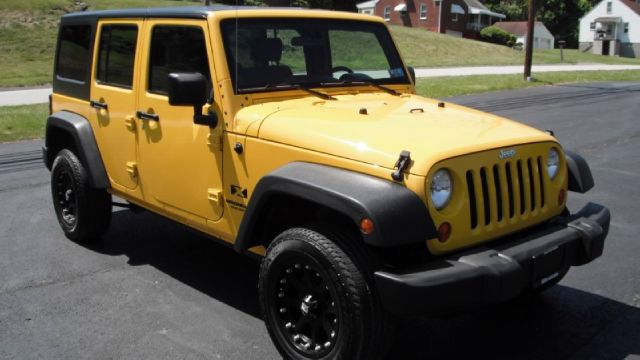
[
  {"x1": 565, "y1": 150, "x2": 594, "y2": 193},
  {"x1": 44, "y1": 111, "x2": 109, "y2": 189},
  {"x1": 233, "y1": 162, "x2": 437, "y2": 252}
]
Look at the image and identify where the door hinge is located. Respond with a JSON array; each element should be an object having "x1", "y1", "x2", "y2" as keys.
[
  {"x1": 126, "y1": 162, "x2": 138, "y2": 178},
  {"x1": 207, "y1": 188, "x2": 223, "y2": 205},
  {"x1": 207, "y1": 133, "x2": 223, "y2": 151},
  {"x1": 125, "y1": 115, "x2": 136, "y2": 131}
]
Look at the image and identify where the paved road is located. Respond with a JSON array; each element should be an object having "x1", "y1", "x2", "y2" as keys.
[
  {"x1": 1, "y1": 82, "x2": 639, "y2": 359},
  {"x1": 2, "y1": 64, "x2": 640, "y2": 106}
]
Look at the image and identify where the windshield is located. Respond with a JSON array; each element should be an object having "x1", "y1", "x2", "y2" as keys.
[{"x1": 220, "y1": 18, "x2": 410, "y2": 93}]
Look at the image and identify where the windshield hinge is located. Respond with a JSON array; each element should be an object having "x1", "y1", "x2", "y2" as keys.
[{"x1": 391, "y1": 150, "x2": 411, "y2": 181}]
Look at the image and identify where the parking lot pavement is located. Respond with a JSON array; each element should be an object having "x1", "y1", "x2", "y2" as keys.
[{"x1": 1, "y1": 82, "x2": 639, "y2": 359}]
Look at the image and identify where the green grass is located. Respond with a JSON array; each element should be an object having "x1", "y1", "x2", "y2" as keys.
[
  {"x1": 1, "y1": 0, "x2": 640, "y2": 87},
  {"x1": 0, "y1": 0, "x2": 198, "y2": 87},
  {"x1": 0, "y1": 104, "x2": 48, "y2": 142},
  {"x1": 415, "y1": 70, "x2": 640, "y2": 98},
  {"x1": 2, "y1": 70, "x2": 639, "y2": 143},
  {"x1": 390, "y1": 25, "x2": 640, "y2": 68}
]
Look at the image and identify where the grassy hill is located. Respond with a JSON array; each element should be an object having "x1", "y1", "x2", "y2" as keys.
[{"x1": 1, "y1": 0, "x2": 640, "y2": 87}]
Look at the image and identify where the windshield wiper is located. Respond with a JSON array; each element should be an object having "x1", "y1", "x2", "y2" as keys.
[
  {"x1": 241, "y1": 83, "x2": 336, "y2": 101},
  {"x1": 321, "y1": 80, "x2": 401, "y2": 96}
]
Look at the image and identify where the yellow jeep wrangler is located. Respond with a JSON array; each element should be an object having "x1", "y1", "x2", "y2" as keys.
[{"x1": 44, "y1": 6, "x2": 610, "y2": 359}]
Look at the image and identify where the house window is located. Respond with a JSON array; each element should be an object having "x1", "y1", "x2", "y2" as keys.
[
  {"x1": 383, "y1": 6, "x2": 391, "y2": 21},
  {"x1": 419, "y1": 4, "x2": 427, "y2": 20},
  {"x1": 590, "y1": 22, "x2": 595, "y2": 31},
  {"x1": 606, "y1": 1, "x2": 612, "y2": 14},
  {"x1": 624, "y1": 22, "x2": 629, "y2": 33}
]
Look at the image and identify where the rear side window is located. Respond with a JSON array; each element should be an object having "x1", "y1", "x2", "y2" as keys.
[
  {"x1": 57, "y1": 25, "x2": 92, "y2": 82},
  {"x1": 97, "y1": 25, "x2": 138, "y2": 88},
  {"x1": 148, "y1": 26, "x2": 211, "y2": 94}
]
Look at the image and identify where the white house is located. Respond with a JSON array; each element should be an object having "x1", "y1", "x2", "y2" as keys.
[
  {"x1": 494, "y1": 21, "x2": 555, "y2": 49},
  {"x1": 579, "y1": 0, "x2": 640, "y2": 57}
]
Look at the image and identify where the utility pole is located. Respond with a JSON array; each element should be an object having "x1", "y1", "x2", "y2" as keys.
[{"x1": 523, "y1": 0, "x2": 535, "y2": 80}]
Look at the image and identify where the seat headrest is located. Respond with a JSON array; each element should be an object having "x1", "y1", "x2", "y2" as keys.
[{"x1": 251, "y1": 38, "x2": 284, "y2": 64}]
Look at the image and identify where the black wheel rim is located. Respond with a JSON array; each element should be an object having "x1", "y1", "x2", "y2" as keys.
[
  {"x1": 54, "y1": 169, "x2": 78, "y2": 228},
  {"x1": 272, "y1": 257, "x2": 340, "y2": 357}
]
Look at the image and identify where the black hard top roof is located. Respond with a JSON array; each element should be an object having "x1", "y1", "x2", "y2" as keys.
[{"x1": 61, "y1": 5, "x2": 272, "y2": 20}]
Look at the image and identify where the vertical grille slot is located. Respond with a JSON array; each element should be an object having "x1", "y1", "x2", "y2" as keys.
[
  {"x1": 466, "y1": 171, "x2": 478, "y2": 229},
  {"x1": 527, "y1": 158, "x2": 536, "y2": 211},
  {"x1": 480, "y1": 167, "x2": 491, "y2": 225},
  {"x1": 460, "y1": 149, "x2": 551, "y2": 234},
  {"x1": 506, "y1": 162, "x2": 515, "y2": 218},
  {"x1": 493, "y1": 165, "x2": 503, "y2": 222},
  {"x1": 537, "y1": 156, "x2": 545, "y2": 208},
  {"x1": 517, "y1": 160, "x2": 525, "y2": 215}
]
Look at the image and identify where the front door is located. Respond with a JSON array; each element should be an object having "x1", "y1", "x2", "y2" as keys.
[
  {"x1": 89, "y1": 20, "x2": 141, "y2": 190},
  {"x1": 602, "y1": 40, "x2": 610, "y2": 55},
  {"x1": 136, "y1": 19, "x2": 224, "y2": 222}
]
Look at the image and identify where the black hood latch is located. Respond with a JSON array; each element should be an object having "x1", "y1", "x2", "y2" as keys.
[{"x1": 391, "y1": 150, "x2": 411, "y2": 181}]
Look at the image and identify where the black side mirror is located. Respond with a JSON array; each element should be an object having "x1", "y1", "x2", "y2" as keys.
[
  {"x1": 407, "y1": 66, "x2": 416, "y2": 85},
  {"x1": 168, "y1": 72, "x2": 217, "y2": 127}
]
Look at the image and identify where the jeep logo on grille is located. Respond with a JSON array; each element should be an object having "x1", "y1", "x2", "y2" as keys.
[{"x1": 499, "y1": 149, "x2": 516, "y2": 159}]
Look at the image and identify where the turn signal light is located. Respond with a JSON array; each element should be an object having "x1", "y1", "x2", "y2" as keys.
[
  {"x1": 558, "y1": 189, "x2": 566, "y2": 206},
  {"x1": 437, "y1": 222, "x2": 452, "y2": 243},
  {"x1": 360, "y1": 218, "x2": 374, "y2": 235}
]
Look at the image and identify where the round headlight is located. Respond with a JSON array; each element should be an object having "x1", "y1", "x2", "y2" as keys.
[
  {"x1": 431, "y1": 169, "x2": 452, "y2": 210},
  {"x1": 547, "y1": 148, "x2": 560, "y2": 180}
]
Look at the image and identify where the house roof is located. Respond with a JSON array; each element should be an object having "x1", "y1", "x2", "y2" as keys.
[
  {"x1": 463, "y1": 0, "x2": 507, "y2": 18},
  {"x1": 356, "y1": 0, "x2": 379, "y2": 9},
  {"x1": 620, "y1": 0, "x2": 640, "y2": 16},
  {"x1": 494, "y1": 21, "x2": 548, "y2": 36}
]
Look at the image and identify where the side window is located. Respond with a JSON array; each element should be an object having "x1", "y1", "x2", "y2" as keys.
[
  {"x1": 383, "y1": 7, "x2": 391, "y2": 21},
  {"x1": 57, "y1": 25, "x2": 92, "y2": 82},
  {"x1": 419, "y1": 4, "x2": 428, "y2": 20},
  {"x1": 97, "y1": 25, "x2": 138, "y2": 88},
  {"x1": 148, "y1": 26, "x2": 211, "y2": 95}
]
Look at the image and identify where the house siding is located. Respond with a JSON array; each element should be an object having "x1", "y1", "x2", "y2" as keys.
[
  {"x1": 579, "y1": 0, "x2": 640, "y2": 57},
  {"x1": 374, "y1": 0, "x2": 470, "y2": 35}
]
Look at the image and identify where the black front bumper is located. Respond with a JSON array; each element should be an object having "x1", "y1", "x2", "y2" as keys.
[{"x1": 374, "y1": 202, "x2": 610, "y2": 316}]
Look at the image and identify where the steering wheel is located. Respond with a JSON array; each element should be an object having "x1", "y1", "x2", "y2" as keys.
[{"x1": 331, "y1": 66, "x2": 354, "y2": 75}]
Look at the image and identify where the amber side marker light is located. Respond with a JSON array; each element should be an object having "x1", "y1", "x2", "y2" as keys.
[
  {"x1": 558, "y1": 189, "x2": 566, "y2": 206},
  {"x1": 360, "y1": 218, "x2": 374, "y2": 235},
  {"x1": 438, "y1": 222, "x2": 452, "y2": 243}
]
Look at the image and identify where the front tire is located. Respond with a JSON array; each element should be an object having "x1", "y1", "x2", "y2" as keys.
[
  {"x1": 51, "y1": 149, "x2": 112, "y2": 242},
  {"x1": 259, "y1": 227, "x2": 390, "y2": 360}
]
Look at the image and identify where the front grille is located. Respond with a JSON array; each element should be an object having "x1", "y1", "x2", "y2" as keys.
[{"x1": 465, "y1": 156, "x2": 546, "y2": 230}]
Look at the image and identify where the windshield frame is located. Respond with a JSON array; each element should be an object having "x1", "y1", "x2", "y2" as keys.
[{"x1": 219, "y1": 17, "x2": 411, "y2": 95}]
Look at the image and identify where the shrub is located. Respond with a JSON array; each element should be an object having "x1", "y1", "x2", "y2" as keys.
[{"x1": 480, "y1": 25, "x2": 517, "y2": 47}]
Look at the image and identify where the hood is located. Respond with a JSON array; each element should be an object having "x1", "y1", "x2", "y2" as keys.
[{"x1": 235, "y1": 93, "x2": 555, "y2": 176}]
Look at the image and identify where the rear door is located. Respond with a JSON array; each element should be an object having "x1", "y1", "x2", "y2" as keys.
[{"x1": 89, "y1": 20, "x2": 141, "y2": 191}]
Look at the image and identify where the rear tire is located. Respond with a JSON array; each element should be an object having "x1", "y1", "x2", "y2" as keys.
[
  {"x1": 259, "y1": 227, "x2": 392, "y2": 360},
  {"x1": 51, "y1": 149, "x2": 111, "y2": 242}
]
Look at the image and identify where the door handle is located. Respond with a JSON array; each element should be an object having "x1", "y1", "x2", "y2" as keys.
[
  {"x1": 136, "y1": 111, "x2": 159, "y2": 121},
  {"x1": 90, "y1": 100, "x2": 108, "y2": 110}
]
